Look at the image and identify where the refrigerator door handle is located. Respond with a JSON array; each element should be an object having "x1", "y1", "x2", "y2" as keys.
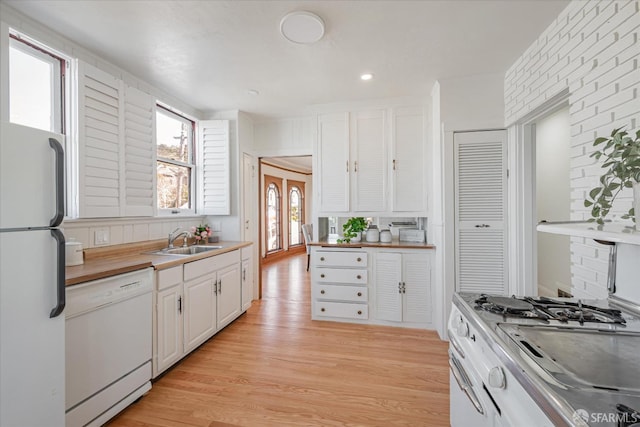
[
  {"x1": 49, "y1": 137, "x2": 65, "y2": 227},
  {"x1": 50, "y1": 228, "x2": 66, "y2": 318}
]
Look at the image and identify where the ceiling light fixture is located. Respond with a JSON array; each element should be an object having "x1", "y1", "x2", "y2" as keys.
[
  {"x1": 360, "y1": 73, "x2": 374, "y2": 81},
  {"x1": 280, "y1": 11, "x2": 325, "y2": 44}
]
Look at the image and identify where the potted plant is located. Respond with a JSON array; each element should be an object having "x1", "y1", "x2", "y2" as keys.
[
  {"x1": 337, "y1": 217, "x2": 368, "y2": 244},
  {"x1": 584, "y1": 128, "x2": 640, "y2": 225}
]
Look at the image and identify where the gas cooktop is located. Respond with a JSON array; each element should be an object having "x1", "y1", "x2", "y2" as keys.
[{"x1": 452, "y1": 292, "x2": 640, "y2": 427}]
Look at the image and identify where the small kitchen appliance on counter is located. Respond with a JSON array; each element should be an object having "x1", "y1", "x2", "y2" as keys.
[
  {"x1": 449, "y1": 225, "x2": 640, "y2": 427},
  {"x1": 65, "y1": 239, "x2": 84, "y2": 266}
]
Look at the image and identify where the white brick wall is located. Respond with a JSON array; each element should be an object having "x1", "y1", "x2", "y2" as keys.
[{"x1": 505, "y1": 0, "x2": 640, "y2": 298}]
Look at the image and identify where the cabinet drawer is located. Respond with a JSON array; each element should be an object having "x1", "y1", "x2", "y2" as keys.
[
  {"x1": 184, "y1": 256, "x2": 216, "y2": 282},
  {"x1": 314, "y1": 268, "x2": 367, "y2": 284},
  {"x1": 314, "y1": 251, "x2": 367, "y2": 267},
  {"x1": 315, "y1": 301, "x2": 368, "y2": 320},
  {"x1": 314, "y1": 284, "x2": 368, "y2": 302},
  {"x1": 157, "y1": 266, "x2": 182, "y2": 291}
]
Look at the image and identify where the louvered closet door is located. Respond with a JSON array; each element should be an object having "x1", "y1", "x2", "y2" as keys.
[
  {"x1": 123, "y1": 86, "x2": 155, "y2": 216},
  {"x1": 454, "y1": 130, "x2": 507, "y2": 295},
  {"x1": 199, "y1": 120, "x2": 230, "y2": 215},
  {"x1": 351, "y1": 110, "x2": 386, "y2": 212},
  {"x1": 78, "y1": 62, "x2": 122, "y2": 217},
  {"x1": 318, "y1": 113, "x2": 349, "y2": 212}
]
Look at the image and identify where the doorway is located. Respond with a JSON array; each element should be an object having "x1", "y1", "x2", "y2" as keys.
[{"x1": 534, "y1": 106, "x2": 571, "y2": 297}]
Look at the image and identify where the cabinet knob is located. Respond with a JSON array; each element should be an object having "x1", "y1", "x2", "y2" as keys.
[
  {"x1": 321, "y1": 307, "x2": 326, "y2": 312},
  {"x1": 357, "y1": 310, "x2": 362, "y2": 315},
  {"x1": 356, "y1": 275, "x2": 362, "y2": 279},
  {"x1": 320, "y1": 290, "x2": 325, "y2": 294},
  {"x1": 320, "y1": 273, "x2": 325, "y2": 278},
  {"x1": 357, "y1": 292, "x2": 362, "y2": 297},
  {"x1": 357, "y1": 257, "x2": 362, "y2": 262},
  {"x1": 320, "y1": 257, "x2": 325, "y2": 261}
]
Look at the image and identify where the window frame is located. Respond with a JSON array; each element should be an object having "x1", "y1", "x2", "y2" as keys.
[
  {"x1": 264, "y1": 175, "x2": 283, "y2": 254},
  {"x1": 155, "y1": 104, "x2": 196, "y2": 216},
  {"x1": 287, "y1": 180, "x2": 305, "y2": 247}
]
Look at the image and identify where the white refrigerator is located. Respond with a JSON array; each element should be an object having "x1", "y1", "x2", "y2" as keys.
[{"x1": 0, "y1": 122, "x2": 66, "y2": 426}]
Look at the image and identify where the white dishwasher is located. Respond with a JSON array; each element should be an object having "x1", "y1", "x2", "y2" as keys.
[{"x1": 65, "y1": 267, "x2": 153, "y2": 427}]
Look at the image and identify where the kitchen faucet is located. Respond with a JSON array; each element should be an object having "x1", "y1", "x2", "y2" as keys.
[{"x1": 168, "y1": 227, "x2": 191, "y2": 248}]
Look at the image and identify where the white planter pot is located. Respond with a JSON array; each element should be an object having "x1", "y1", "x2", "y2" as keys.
[
  {"x1": 634, "y1": 181, "x2": 640, "y2": 228},
  {"x1": 351, "y1": 231, "x2": 362, "y2": 242}
]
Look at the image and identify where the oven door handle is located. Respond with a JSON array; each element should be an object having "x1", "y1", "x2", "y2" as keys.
[
  {"x1": 449, "y1": 351, "x2": 484, "y2": 415},
  {"x1": 448, "y1": 329, "x2": 465, "y2": 358}
]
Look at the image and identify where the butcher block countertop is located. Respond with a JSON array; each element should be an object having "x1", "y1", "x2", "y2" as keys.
[
  {"x1": 308, "y1": 237, "x2": 435, "y2": 250},
  {"x1": 65, "y1": 239, "x2": 252, "y2": 286}
]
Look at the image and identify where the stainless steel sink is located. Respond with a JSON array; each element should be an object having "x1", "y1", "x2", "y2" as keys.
[{"x1": 147, "y1": 245, "x2": 223, "y2": 256}]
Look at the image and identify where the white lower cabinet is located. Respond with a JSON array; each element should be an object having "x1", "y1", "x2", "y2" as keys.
[
  {"x1": 153, "y1": 249, "x2": 244, "y2": 377},
  {"x1": 241, "y1": 245, "x2": 254, "y2": 312},
  {"x1": 310, "y1": 246, "x2": 433, "y2": 329},
  {"x1": 375, "y1": 251, "x2": 431, "y2": 325}
]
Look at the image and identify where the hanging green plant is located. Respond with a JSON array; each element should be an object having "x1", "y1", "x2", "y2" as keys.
[
  {"x1": 337, "y1": 217, "x2": 368, "y2": 244},
  {"x1": 584, "y1": 128, "x2": 640, "y2": 225}
]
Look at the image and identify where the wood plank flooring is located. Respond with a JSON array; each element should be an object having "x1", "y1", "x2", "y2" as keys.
[{"x1": 108, "y1": 253, "x2": 450, "y2": 427}]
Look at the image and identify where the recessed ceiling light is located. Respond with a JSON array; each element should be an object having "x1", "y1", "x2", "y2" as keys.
[
  {"x1": 247, "y1": 89, "x2": 260, "y2": 96},
  {"x1": 280, "y1": 11, "x2": 325, "y2": 44},
  {"x1": 361, "y1": 73, "x2": 374, "y2": 81}
]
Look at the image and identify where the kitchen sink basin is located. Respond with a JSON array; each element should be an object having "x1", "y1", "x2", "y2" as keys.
[{"x1": 147, "y1": 245, "x2": 223, "y2": 256}]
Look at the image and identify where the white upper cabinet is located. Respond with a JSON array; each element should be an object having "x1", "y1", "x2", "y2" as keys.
[
  {"x1": 199, "y1": 120, "x2": 231, "y2": 215},
  {"x1": 317, "y1": 113, "x2": 350, "y2": 213},
  {"x1": 391, "y1": 107, "x2": 426, "y2": 213},
  {"x1": 350, "y1": 110, "x2": 386, "y2": 212},
  {"x1": 316, "y1": 106, "x2": 427, "y2": 215},
  {"x1": 77, "y1": 61, "x2": 156, "y2": 218}
]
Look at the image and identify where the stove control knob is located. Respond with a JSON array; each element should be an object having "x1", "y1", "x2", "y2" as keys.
[
  {"x1": 456, "y1": 322, "x2": 469, "y2": 338},
  {"x1": 488, "y1": 367, "x2": 505, "y2": 389}
]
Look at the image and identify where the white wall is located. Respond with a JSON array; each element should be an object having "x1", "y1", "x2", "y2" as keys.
[
  {"x1": 253, "y1": 117, "x2": 315, "y2": 156},
  {"x1": 535, "y1": 106, "x2": 571, "y2": 296},
  {"x1": 504, "y1": 0, "x2": 640, "y2": 298}
]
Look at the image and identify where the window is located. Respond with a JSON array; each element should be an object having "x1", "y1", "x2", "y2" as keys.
[
  {"x1": 156, "y1": 106, "x2": 195, "y2": 212},
  {"x1": 265, "y1": 176, "x2": 282, "y2": 252},
  {"x1": 9, "y1": 33, "x2": 65, "y2": 133},
  {"x1": 288, "y1": 181, "x2": 305, "y2": 246}
]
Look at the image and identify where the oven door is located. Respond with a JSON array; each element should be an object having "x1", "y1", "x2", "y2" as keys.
[{"x1": 449, "y1": 350, "x2": 502, "y2": 427}]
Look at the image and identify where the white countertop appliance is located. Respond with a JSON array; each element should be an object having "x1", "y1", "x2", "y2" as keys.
[
  {"x1": 0, "y1": 122, "x2": 67, "y2": 426},
  {"x1": 449, "y1": 225, "x2": 640, "y2": 427}
]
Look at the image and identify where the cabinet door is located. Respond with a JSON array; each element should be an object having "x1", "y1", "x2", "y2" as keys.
[
  {"x1": 216, "y1": 263, "x2": 242, "y2": 329},
  {"x1": 402, "y1": 253, "x2": 431, "y2": 324},
  {"x1": 318, "y1": 113, "x2": 350, "y2": 212},
  {"x1": 351, "y1": 110, "x2": 386, "y2": 212},
  {"x1": 156, "y1": 285, "x2": 182, "y2": 374},
  {"x1": 391, "y1": 107, "x2": 426, "y2": 212},
  {"x1": 454, "y1": 130, "x2": 508, "y2": 294},
  {"x1": 241, "y1": 258, "x2": 253, "y2": 312},
  {"x1": 183, "y1": 275, "x2": 216, "y2": 353},
  {"x1": 375, "y1": 252, "x2": 403, "y2": 322}
]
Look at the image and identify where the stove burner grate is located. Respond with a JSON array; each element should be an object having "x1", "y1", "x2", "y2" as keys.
[{"x1": 474, "y1": 294, "x2": 627, "y2": 324}]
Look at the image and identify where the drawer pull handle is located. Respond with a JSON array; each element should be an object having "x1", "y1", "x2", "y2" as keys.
[
  {"x1": 320, "y1": 290, "x2": 325, "y2": 294},
  {"x1": 320, "y1": 257, "x2": 325, "y2": 261},
  {"x1": 357, "y1": 257, "x2": 362, "y2": 262},
  {"x1": 320, "y1": 273, "x2": 325, "y2": 278},
  {"x1": 321, "y1": 307, "x2": 326, "y2": 312},
  {"x1": 357, "y1": 310, "x2": 362, "y2": 315},
  {"x1": 357, "y1": 292, "x2": 362, "y2": 297},
  {"x1": 357, "y1": 275, "x2": 362, "y2": 279}
]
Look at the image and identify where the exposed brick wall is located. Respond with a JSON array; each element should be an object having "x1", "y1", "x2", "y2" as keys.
[{"x1": 504, "y1": 0, "x2": 640, "y2": 298}]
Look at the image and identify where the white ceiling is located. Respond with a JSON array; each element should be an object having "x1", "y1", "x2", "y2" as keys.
[
  {"x1": 5, "y1": 0, "x2": 569, "y2": 120},
  {"x1": 262, "y1": 156, "x2": 312, "y2": 174}
]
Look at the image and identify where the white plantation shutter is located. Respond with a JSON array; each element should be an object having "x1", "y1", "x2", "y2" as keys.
[
  {"x1": 199, "y1": 120, "x2": 230, "y2": 215},
  {"x1": 123, "y1": 86, "x2": 155, "y2": 216},
  {"x1": 454, "y1": 130, "x2": 508, "y2": 295},
  {"x1": 78, "y1": 62, "x2": 122, "y2": 217}
]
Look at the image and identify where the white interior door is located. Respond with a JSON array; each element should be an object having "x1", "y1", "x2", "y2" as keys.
[{"x1": 454, "y1": 130, "x2": 508, "y2": 295}]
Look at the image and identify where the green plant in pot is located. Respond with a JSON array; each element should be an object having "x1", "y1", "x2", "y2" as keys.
[
  {"x1": 337, "y1": 217, "x2": 367, "y2": 244},
  {"x1": 584, "y1": 128, "x2": 640, "y2": 225}
]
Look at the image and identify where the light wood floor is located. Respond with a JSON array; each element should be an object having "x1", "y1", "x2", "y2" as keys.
[{"x1": 109, "y1": 253, "x2": 450, "y2": 426}]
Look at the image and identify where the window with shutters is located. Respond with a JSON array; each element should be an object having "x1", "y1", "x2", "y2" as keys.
[{"x1": 156, "y1": 106, "x2": 195, "y2": 213}]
